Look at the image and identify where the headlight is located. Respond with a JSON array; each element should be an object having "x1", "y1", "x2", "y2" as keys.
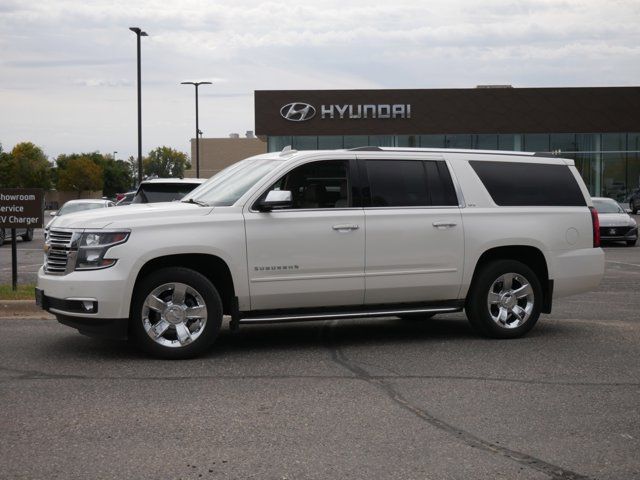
[{"x1": 75, "y1": 231, "x2": 129, "y2": 271}]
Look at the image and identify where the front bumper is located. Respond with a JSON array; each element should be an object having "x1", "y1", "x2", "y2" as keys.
[
  {"x1": 36, "y1": 265, "x2": 133, "y2": 319},
  {"x1": 36, "y1": 287, "x2": 129, "y2": 340}
]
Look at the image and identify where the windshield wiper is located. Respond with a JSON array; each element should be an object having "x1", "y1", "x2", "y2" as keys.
[{"x1": 181, "y1": 198, "x2": 209, "y2": 207}]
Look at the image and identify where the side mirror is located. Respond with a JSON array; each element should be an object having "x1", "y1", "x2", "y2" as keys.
[
  {"x1": 257, "y1": 190, "x2": 293, "y2": 212},
  {"x1": 50, "y1": 211, "x2": 57, "y2": 217}
]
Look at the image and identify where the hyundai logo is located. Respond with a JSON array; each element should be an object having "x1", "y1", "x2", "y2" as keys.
[{"x1": 280, "y1": 102, "x2": 316, "y2": 122}]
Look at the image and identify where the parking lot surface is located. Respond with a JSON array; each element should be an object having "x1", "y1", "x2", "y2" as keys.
[{"x1": 0, "y1": 229, "x2": 639, "y2": 479}]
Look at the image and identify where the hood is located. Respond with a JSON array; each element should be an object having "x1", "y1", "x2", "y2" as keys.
[
  {"x1": 49, "y1": 202, "x2": 214, "y2": 230},
  {"x1": 598, "y1": 213, "x2": 634, "y2": 227}
]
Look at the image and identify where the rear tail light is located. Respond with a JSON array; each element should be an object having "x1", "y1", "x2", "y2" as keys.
[{"x1": 589, "y1": 206, "x2": 600, "y2": 247}]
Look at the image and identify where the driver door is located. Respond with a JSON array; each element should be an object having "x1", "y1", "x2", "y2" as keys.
[{"x1": 243, "y1": 157, "x2": 365, "y2": 311}]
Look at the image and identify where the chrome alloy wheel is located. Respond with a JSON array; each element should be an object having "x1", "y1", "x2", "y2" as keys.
[
  {"x1": 142, "y1": 282, "x2": 208, "y2": 348},
  {"x1": 486, "y1": 272, "x2": 534, "y2": 329}
]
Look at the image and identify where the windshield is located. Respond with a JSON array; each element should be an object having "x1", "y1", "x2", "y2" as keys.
[
  {"x1": 182, "y1": 157, "x2": 284, "y2": 206},
  {"x1": 132, "y1": 183, "x2": 201, "y2": 203},
  {"x1": 58, "y1": 203, "x2": 105, "y2": 215},
  {"x1": 593, "y1": 199, "x2": 624, "y2": 214}
]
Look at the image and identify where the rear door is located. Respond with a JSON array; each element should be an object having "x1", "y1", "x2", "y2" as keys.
[{"x1": 358, "y1": 153, "x2": 464, "y2": 304}]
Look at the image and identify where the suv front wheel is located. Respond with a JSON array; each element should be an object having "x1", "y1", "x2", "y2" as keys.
[
  {"x1": 130, "y1": 267, "x2": 223, "y2": 359},
  {"x1": 466, "y1": 260, "x2": 542, "y2": 339}
]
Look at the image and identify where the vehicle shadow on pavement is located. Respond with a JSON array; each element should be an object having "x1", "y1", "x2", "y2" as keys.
[{"x1": 44, "y1": 315, "x2": 555, "y2": 361}]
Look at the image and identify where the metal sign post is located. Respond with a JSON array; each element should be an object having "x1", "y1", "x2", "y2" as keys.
[
  {"x1": 11, "y1": 229, "x2": 17, "y2": 290},
  {"x1": 0, "y1": 189, "x2": 44, "y2": 291}
]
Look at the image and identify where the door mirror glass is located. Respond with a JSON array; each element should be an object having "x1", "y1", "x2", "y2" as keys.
[{"x1": 258, "y1": 190, "x2": 293, "y2": 211}]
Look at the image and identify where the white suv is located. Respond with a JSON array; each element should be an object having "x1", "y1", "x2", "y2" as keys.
[{"x1": 36, "y1": 148, "x2": 605, "y2": 358}]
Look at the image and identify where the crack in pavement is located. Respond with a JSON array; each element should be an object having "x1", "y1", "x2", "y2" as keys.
[
  {"x1": 0, "y1": 364, "x2": 638, "y2": 388},
  {"x1": 322, "y1": 321, "x2": 593, "y2": 480}
]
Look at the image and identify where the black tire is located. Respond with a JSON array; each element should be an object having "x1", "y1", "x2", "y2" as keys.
[
  {"x1": 21, "y1": 228, "x2": 34, "y2": 242},
  {"x1": 465, "y1": 259, "x2": 542, "y2": 339},
  {"x1": 397, "y1": 312, "x2": 436, "y2": 321},
  {"x1": 130, "y1": 267, "x2": 223, "y2": 359},
  {"x1": 627, "y1": 239, "x2": 637, "y2": 247},
  {"x1": 0, "y1": 228, "x2": 4, "y2": 245}
]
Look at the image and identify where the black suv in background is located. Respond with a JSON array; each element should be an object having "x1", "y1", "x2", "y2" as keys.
[{"x1": 131, "y1": 178, "x2": 207, "y2": 204}]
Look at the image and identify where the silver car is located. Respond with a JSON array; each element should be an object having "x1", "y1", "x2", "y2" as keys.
[
  {"x1": 592, "y1": 197, "x2": 638, "y2": 246},
  {"x1": 45, "y1": 199, "x2": 115, "y2": 239}
]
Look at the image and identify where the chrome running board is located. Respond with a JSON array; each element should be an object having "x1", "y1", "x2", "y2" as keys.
[{"x1": 238, "y1": 306, "x2": 461, "y2": 325}]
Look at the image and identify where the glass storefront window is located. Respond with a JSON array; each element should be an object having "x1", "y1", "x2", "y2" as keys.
[
  {"x1": 419, "y1": 135, "x2": 445, "y2": 148},
  {"x1": 550, "y1": 133, "x2": 576, "y2": 153},
  {"x1": 369, "y1": 135, "x2": 395, "y2": 147},
  {"x1": 396, "y1": 135, "x2": 419, "y2": 147},
  {"x1": 473, "y1": 134, "x2": 498, "y2": 150},
  {"x1": 268, "y1": 136, "x2": 292, "y2": 152},
  {"x1": 292, "y1": 136, "x2": 318, "y2": 150},
  {"x1": 524, "y1": 134, "x2": 549, "y2": 152},
  {"x1": 602, "y1": 154, "x2": 627, "y2": 201},
  {"x1": 269, "y1": 132, "x2": 640, "y2": 199},
  {"x1": 497, "y1": 134, "x2": 522, "y2": 151},
  {"x1": 343, "y1": 136, "x2": 369, "y2": 149},
  {"x1": 446, "y1": 134, "x2": 471, "y2": 149},
  {"x1": 318, "y1": 136, "x2": 344, "y2": 149},
  {"x1": 628, "y1": 134, "x2": 640, "y2": 197},
  {"x1": 601, "y1": 133, "x2": 626, "y2": 152}
]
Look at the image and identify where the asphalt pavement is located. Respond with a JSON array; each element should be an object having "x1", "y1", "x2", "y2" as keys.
[{"x1": 0, "y1": 227, "x2": 639, "y2": 479}]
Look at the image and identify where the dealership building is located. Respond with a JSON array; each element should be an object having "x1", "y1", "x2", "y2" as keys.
[{"x1": 191, "y1": 86, "x2": 640, "y2": 201}]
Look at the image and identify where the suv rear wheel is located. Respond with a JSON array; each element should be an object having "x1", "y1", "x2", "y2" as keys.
[
  {"x1": 466, "y1": 260, "x2": 542, "y2": 339},
  {"x1": 131, "y1": 267, "x2": 223, "y2": 359}
]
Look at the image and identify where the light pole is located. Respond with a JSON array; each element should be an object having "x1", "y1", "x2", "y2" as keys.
[
  {"x1": 129, "y1": 27, "x2": 148, "y2": 185},
  {"x1": 181, "y1": 81, "x2": 212, "y2": 178},
  {"x1": 113, "y1": 151, "x2": 118, "y2": 160}
]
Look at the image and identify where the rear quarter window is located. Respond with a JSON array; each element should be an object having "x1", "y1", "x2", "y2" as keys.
[{"x1": 469, "y1": 161, "x2": 586, "y2": 207}]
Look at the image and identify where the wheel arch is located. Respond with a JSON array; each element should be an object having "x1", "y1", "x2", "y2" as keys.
[
  {"x1": 468, "y1": 245, "x2": 552, "y2": 314},
  {"x1": 131, "y1": 253, "x2": 236, "y2": 316}
]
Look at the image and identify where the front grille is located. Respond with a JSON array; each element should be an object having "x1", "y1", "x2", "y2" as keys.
[
  {"x1": 44, "y1": 229, "x2": 75, "y2": 275},
  {"x1": 600, "y1": 226, "x2": 631, "y2": 237}
]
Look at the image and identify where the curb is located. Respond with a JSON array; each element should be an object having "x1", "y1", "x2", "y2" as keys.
[{"x1": 0, "y1": 300, "x2": 54, "y2": 319}]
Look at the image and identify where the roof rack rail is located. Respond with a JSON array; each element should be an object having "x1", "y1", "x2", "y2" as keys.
[{"x1": 348, "y1": 146, "x2": 382, "y2": 152}]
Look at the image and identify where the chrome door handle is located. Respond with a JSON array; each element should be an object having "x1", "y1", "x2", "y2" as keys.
[
  {"x1": 432, "y1": 221, "x2": 457, "y2": 229},
  {"x1": 332, "y1": 224, "x2": 360, "y2": 231}
]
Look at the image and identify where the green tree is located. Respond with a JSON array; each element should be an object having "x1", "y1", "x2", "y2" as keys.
[
  {"x1": 0, "y1": 143, "x2": 12, "y2": 188},
  {"x1": 102, "y1": 159, "x2": 133, "y2": 197},
  {"x1": 57, "y1": 156, "x2": 103, "y2": 198},
  {"x1": 143, "y1": 146, "x2": 191, "y2": 178},
  {"x1": 55, "y1": 152, "x2": 134, "y2": 198},
  {"x1": 4, "y1": 142, "x2": 52, "y2": 188}
]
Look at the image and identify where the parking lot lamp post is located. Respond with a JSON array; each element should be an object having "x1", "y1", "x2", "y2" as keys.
[
  {"x1": 181, "y1": 81, "x2": 212, "y2": 178},
  {"x1": 129, "y1": 27, "x2": 148, "y2": 185}
]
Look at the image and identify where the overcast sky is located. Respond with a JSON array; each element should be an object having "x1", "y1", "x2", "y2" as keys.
[{"x1": 1, "y1": 0, "x2": 639, "y2": 161}]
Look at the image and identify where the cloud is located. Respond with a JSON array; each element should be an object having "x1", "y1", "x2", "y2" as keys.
[
  {"x1": 72, "y1": 78, "x2": 132, "y2": 87},
  {"x1": 0, "y1": 0, "x2": 638, "y2": 160}
]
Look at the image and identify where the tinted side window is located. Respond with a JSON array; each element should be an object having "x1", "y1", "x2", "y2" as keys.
[
  {"x1": 426, "y1": 161, "x2": 458, "y2": 206},
  {"x1": 365, "y1": 160, "x2": 458, "y2": 207},
  {"x1": 470, "y1": 161, "x2": 586, "y2": 206},
  {"x1": 366, "y1": 160, "x2": 429, "y2": 207}
]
